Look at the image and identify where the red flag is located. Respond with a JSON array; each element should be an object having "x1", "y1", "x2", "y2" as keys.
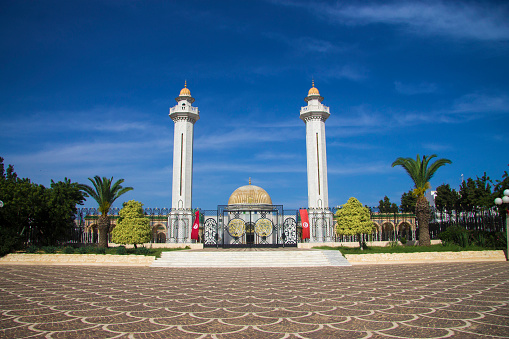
[
  {"x1": 191, "y1": 211, "x2": 200, "y2": 241},
  {"x1": 299, "y1": 209, "x2": 310, "y2": 240}
]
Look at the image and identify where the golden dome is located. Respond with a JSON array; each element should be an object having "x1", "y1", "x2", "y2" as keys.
[
  {"x1": 179, "y1": 81, "x2": 191, "y2": 96},
  {"x1": 228, "y1": 181, "x2": 272, "y2": 205},
  {"x1": 308, "y1": 80, "x2": 320, "y2": 96}
]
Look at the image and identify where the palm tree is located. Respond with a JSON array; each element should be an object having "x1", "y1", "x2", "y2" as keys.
[
  {"x1": 392, "y1": 154, "x2": 451, "y2": 246},
  {"x1": 80, "y1": 176, "x2": 133, "y2": 248}
]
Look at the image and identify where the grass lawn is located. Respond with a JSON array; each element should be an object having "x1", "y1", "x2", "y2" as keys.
[{"x1": 313, "y1": 244, "x2": 498, "y2": 255}]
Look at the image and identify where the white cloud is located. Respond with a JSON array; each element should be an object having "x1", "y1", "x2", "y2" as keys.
[
  {"x1": 452, "y1": 93, "x2": 509, "y2": 114},
  {"x1": 273, "y1": 0, "x2": 509, "y2": 41},
  {"x1": 328, "y1": 161, "x2": 392, "y2": 175},
  {"x1": 194, "y1": 161, "x2": 305, "y2": 174},
  {"x1": 263, "y1": 32, "x2": 354, "y2": 55},
  {"x1": 194, "y1": 126, "x2": 300, "y2": 150},
  {"x1": 0, "y1": 106, "x2": 158, "y2": 138},
  {"x1": 254, "y1": 151, "x2": 301, "y2": 160}
]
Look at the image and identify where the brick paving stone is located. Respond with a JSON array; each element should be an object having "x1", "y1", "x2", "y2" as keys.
[{"x1": 0, "y1": 262, "x2": 508, "y2": 338}]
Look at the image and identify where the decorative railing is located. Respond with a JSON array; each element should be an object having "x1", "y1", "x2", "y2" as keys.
[
  {"x1": 68, "y1": 206, "x2": 505, "y2": 245},
  {"x1": 300, "y1": 105, "x2": 329, "y2": 113},
  {"x1": 169, "y1": 106, "x2": 198, "y2": 114}
]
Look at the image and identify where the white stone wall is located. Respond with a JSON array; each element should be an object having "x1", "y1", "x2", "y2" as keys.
[
  {"x1": 305, "y1": 118, "x2": 329, "y2": 209},
  {"x1": 171, "y1": 118, "x2": 195, "y2": 210}
]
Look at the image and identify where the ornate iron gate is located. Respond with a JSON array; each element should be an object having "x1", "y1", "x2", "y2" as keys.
[{"x1": 203, "y1": 205, "x2": 297, "y2": 248}]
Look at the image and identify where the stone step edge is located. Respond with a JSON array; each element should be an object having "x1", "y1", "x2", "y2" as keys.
[
  {"x1": 345, "y1": 250, "x2": 506, "y2": 264},
  {"x1": 0, "y1": 253, "x2": 155, "y2": 266}
]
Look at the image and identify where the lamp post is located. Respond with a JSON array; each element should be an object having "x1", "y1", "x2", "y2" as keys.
[{"x1": 494, "y1": 189, "x2": 509, "y2": 261}]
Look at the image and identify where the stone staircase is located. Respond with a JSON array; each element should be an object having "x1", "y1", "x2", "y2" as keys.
[{"x1": 151, "y1": 249, "x2": 351, "y2": 267}]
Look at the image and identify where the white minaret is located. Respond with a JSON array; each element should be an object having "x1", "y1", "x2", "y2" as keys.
[
  {"x1": 168, "y1": 82, "x2": 199, "y2": 242},
  {"x1": 300, "y1": 81, "x2": 330, "y2": 209}
]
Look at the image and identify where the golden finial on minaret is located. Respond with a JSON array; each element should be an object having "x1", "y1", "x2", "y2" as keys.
[
  {"x1": 308, "y1": 79, "x2": 320, "y2": 96},
  {"x1": 179, "y1": 80, "x2": 191, "y2": 97},
  {"x1": 249, "y1": 177, "x2": 251, "y2": 185}
]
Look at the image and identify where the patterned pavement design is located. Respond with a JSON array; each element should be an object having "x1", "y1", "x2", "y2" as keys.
[{"x1": 0, "y1": 262, "x2": 508, "y2": 338}]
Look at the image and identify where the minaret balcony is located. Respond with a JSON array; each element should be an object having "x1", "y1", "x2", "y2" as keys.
[
  {"x1": 170, "y1": 106, "x2": 199, "y2": 114},
  {"x1": 300, "y1": 104, "x2": 330, "y2": 121},
  {"x1": 300, "y1": 104, "x2": 329, "y2": 114}
]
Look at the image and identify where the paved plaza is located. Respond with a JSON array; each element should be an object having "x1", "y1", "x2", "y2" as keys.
[{"x1": 0, "y1": 262, "x2": 508, "y2": 338}]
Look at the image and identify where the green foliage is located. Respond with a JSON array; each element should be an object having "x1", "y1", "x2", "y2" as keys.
[
  {"x1": 335, "y1": 197, "x2": 373, "y2": 236},
  {"x1": 79, "y1": 176, "x2": 133, "y2": 215},
  {"x1": 135, "y1": 246, "x2": 150, "y2": 255},
  {"x1": 387, "y1": 241, "x2": 401, "y2": 248},
  {"x1": 378, "y1": 196, "x2": 399, "y2": 213},
  {"x1": 95, "y1": 247, "x2": 106, "y2": 254},
  {"x1": 399, "y1": 236, "x2": 407, "y2": 245},
  {"x1": 438, "y1": 226, "x2": 470, "y2": 247},
  {"x1": 435, "y1": 183, "x2": 460, "y2": 213},
  {"x1": 0, "y1": 228, "x2": 21, "y2": 256},
  {"x1": 392, "y1": 154, "x2": 452, "y2": 198},
  {"x1": 439, "y1": 226, "x2": 506, "y2": 249},
  {"x1": 26, "y1": 245, "x2": 38, "y2": 253},
  {"x1": 459, "y1": 173, "x2": 493, "y2": 211},
  {"x1": 42, "y1": 246, "x2": 57, "y2": 254},
  {"x1": 400, "y1": 190, "x2": 417, "y2": 213},
  {"x1": 77, "y1": 246, "x2": 90, "y2": 254},
  {"x1": 116, "y1": 246, "x2": 127, "y2": 255},
  {"x1": 63, "y1": 246, "x2": 75, "y2": 254},
  {"x1": 392, "y1": 154, "x2": 451, "y2": 247},
  {"x1": 493, "y1": 166, "x2": 509, "y2": 214},
  {"x1": 111, "y1": 200, "x2": 151, "y2": 247},
  {"x1": 313, "y1": 244, "x2": 490, "y2": 254},
  {"x1": 0, "y1": 157, "x2": 85, "y2": 254},
  {"x1": 79, "y1": 176, "x2": 133, "y2": 248}
]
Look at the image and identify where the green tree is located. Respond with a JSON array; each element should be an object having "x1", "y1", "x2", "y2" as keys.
[
  {"x1": 335, "y1": 197, "x2": 374, "y2": 249},
  {"x1": 111, "y1": 200, "x2": 151, "y2": 248},
  {"x1": 435, "y1": 183, "x2": 460, "y2": 222},
  {"x1": 458, "y1": 173, "x2": 493, "y2": 211},
  {"x1": 79, "y1": 176, "x2": 133, "y2": 248},
  {"x1": 392, "y1": 154, "x2": 452, "y2": 246},
  {"x1": 378, "y1": 196, "x2": 399, "y2": 213},
  {"x1": 47, "y1": 179, "x2": 86, "y2": 245},
  {"x1": 0, "y1": 158, "x2": 85, "y2": 254},
  {"x1": 493, "y1": 165, "x2": 509, "y2": 215},
  {"x1": 400, "y1": 190, "x2": 417, "y2": 213}
]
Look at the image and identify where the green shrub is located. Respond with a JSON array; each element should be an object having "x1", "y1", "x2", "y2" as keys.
[
  {"x1": 77, "y1": 247, "x2": 88, "y2": 254},
  {"x1": 95, "y1": 247, "x2": 106, "y2": 254},
  {"x1": 42, "y1": 246, "x2": 57, "y2": 254},
  {"x1": 458, "y1": 231, "x2": 469, "y2": 247},
  {"x1": 387, "y1": 241, "x2": 400, "y2": 248},
  {"x1": 26, "y1": 245, "x2": 38, "y2": 253},
  {"x1": 438, "y1": 226, "x2": 470, "y2": 247},
  {"x1": 135, "y1": 247, "x2": 150, "y2": 255},
  {"x1": 116, "y1": 246, "x2": 127, "y2": 255},
  {"x1": 0, "y1": 229, "x2": 21, "y2": 256},
  {"x1": 63, "y1": 246, "x2": 75, "y2": 254},
  {"x1": 399, "y1": 236, "x2": 407, "y2": 245}
]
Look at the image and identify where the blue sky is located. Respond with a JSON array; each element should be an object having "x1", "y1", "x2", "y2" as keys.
[{"x1": 1, "y1": 0, "x2": 508, "y2": 210}]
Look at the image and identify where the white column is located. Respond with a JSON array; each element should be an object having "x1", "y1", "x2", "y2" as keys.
[
  {"x1": 169, "y1": 83, "x2": 199, "y2": 242},
  {"x1": 300, "y1": 83, "x2": 330, "y2": 210},
  {"x1": 171, "y1": 116, "x2": 195, "y2": 210}
]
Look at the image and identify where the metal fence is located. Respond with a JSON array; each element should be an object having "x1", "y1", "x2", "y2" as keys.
[{"x1": 65, "y1": 206, "x2": 506, "y2": 245}]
